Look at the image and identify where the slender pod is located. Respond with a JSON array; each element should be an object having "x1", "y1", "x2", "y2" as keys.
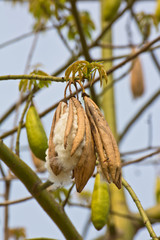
[
  {"x1": 26, "y1": 105, "x2": 48, "y2": 161},
  {"x1": 91, "y1": 173, "x2": 110, "y2": 230},
  {"x1": 74, "y1": 114, "x2": 96, "y2": 192}
]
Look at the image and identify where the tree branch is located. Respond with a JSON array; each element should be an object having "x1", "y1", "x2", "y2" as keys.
[
  {"x1": 0, "y1": 140, "x2": 82, "y2": 240},
  {"x1": 122, "y1": 149, "x2": 160, "y2": 167},
  {"x1": 122, "y1": 177, "x2": 159, "y2": 240}
]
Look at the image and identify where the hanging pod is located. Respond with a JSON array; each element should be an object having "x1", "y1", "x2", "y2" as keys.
[
  {"x1": 130, "y1": 48, "x2": 145, "y2": 98},
  {"x1": 91, "y1": 173, "x2": 110, "y2": 230},
  {"x1": 102, "y1": 0, "x2": 121, "y2": 21},
  {"x1": 26, "y1": 105, "x2": 48, "y2": 161},
  {"x1": 83, "y1": 94, "x2": 122, "y2": 189},
  {"x1": 45, "y1": 97, "x2": 96, "y2": 191},
  {"x1": 155, "y1": 176, "x2": 160, "y2": 204}
]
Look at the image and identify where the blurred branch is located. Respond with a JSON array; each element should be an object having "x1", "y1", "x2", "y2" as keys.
[
  {"x1": 24, "y1": 33, "x2": 39, "y2": 73},
  {"x1": 150, "y1": 51, "x2": 160, "y2": 72},
  {"x1": 119, "y1": 89, "x2": 160, "y2": 142},
  {"x1": 62, "y1": 183, "x2": 75, "y2": 208},
  {"x1": 122, "y1": 149, "x2": 160, "y2": 167},
  {"x1": 122, "y1": 177, "x2": 159, "y2": 240},
  {"x1": 69, "y1": 0, "x2": 91, "y2": 61},
  {"x1": 0, "y1": 196, "x2": 33, "y2": 207},
  {"x1": 121, "y1": 146, "x2": 160, "y2": 156},
  {"x1": 69, "y1": 0, "x2": 98, "y2": 105},
  {"x1": 107, "y1": 35, "x2": 160, "y2": 75},
  {"x1": 130, "y1": 8, "x2": 160, "y2": 72},
  {"x1": 0, "y1": 26, "x2": 53, "y2": 50},
  {"x1": 98, "y1": 63, "x2": 134, "y2": 98},
  {"x1": 0, "y1": 140, "x2": 82, "y2": 240},
  {"x1": 15, "y1": 91, "x2": 34, "y2": 156},
  {"x1": 94, "y1": 54, "x2": 129, "y2": 62},
  {"x1": 134, "y1": 204, "x2": 160, "y2": 230},
  {"x1": 97, "y1": 42, "x2": 141, "y2": 49},
  {"x1": 91, "y1": 0, "x2": 137, "y2": 47}
]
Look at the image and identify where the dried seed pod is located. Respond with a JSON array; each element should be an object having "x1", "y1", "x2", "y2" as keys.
[
  {"x1": 74, "y1": 113, "x2": 96, "y2": 192},
  {"x1": 85, "y1": 100, "x2": 112, "y2": 184},
  {"x1": 83, "y1": 94, "x2": 121, "y2": 189},
  {"x1": 71, "y1": 97, "x2": 85, "y2": 156},
  {"x1": 64, "y1": 98, "x2": 74, "y2": 149},
  {"x1": 46, "y1": 98, "x2": 88, "y2": 189},
  {"x1": 31, "y1": 151, "x2": 46, "y2": 173},
  {"x1": 130, "y1": 49, "x2": 145, "y2": 98},
  {"x1": 47, "y1": 102, "x2": 66, "y2": 175}
]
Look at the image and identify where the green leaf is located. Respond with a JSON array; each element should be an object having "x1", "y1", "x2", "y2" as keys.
[{"x1": 19, "y1": 70, "x2": 51, "y2": 93}]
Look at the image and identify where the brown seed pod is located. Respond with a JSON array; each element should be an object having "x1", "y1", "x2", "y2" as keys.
[
  {"x1": 70, "y1": 97, "x2": 85, "y2": 156},
  {"x1": 130, "y1": 49, "x2": 145, "y2": 98},
  {"x1": 74, "y1": 113, "x2": 96, "y2": 192},
  {"x1": 48, "y1": 101, "x2": 67, "y2": 175},
  {"x1": 83, "y1": 95, "x2": 121, "y2": 189},
  {"x1": 31, "y1": 151, "x2": 46, "y2": 173},
  {"x1": 64, "y1": 98, "x2": 74, "y2": 149},
  {"x1": 46, "y1": 97, "x2": 93, "y2": 189},
  {"x1": 84, "y1": 100, "x2": 111, "y2": 184}
]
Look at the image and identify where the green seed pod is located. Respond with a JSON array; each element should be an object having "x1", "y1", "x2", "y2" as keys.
[
  {"x1": 155, "y1": 0, "x2": 160, "y2": 23},
  {"x1": 155, "y1": 176, "x2": 160, "y2": 203},
  {"x1": 91, "y1": 173, "x2": 110, "y2": 230},
  {"x1": 102, "y1": 0, "x2": 121, "y2": 21},
  {"x1": 26, "y1": 105, "x2": 48, "y2": 161}
]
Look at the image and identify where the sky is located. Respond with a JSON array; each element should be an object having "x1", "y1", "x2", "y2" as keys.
[{"x1": 0, "y1": 1, "x2": 160, "y2": 240}]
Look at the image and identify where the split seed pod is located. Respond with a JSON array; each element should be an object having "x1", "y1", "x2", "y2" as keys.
[
  {"x1": 130, "y1": 48, "x2": 145, "y2": 98},
  {"x1": 83, "y1": 94, "x2": 122, "y2": 189},
  {"x1": 46, "y1": 97, "x2": 96, "y2": 192}
]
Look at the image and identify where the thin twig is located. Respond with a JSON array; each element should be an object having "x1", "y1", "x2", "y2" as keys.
[
  {"x1": 122, "y1": 149, "x2": 160, "y2": 167},
  {"x1": 122, "y1": 177, "x2": 159, "y2": 240},
  {"x1": 0, "y1": 74, "x2": 66, "y2": 82},
  {"x1": 0, "y1": 196, "x2": 33, "y2": 207},
  {"x1": 15, "y1": 91, "x2": 34, "y2": 156},
  {"x1": 119, "y1": 89, "x2": 160, "y2": 142},
  {"x1": 70, "y1": 0, "x2": 91, "y2": 61},
  {"x1": 24, "y1": 33, "x2": 39, "y2": 74},
  {"x1": 120, "y1": 146, "x2": 160, "y2": 156},
  {"x1": 150, "y1": 51, "x2": 160, "y2": 72},
  {"x1": 62, "y1": 183, "x2": 75, "y2": 208},
  {"x1": 91, "y1": 0, "x2": 137, "y2": 47},
  {"x1": 98, "y1": 63, "x2": 134, "y2": 97},
  {"x1": 0, "y1": 26, "x2": 53, "y2": 50}
]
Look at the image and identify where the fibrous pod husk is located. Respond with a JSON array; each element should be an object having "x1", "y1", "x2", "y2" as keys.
[
  {"x1": 74, "y1": 113, "x2": 96, "y2": 192},
  {"x1": 130, "y1": 48, "x2": 145, "y2": 98},
  {"x1": 83, "y1": 94, "x2": 122, "y2": 189},
  {"x1": 46, "y1": 97, "x2": 94, "y2": 190},
  {"x1": 70, "y1": 97, "x2": 85, "y2": 156},
  {"x1": 91, "y1": 173, "x2": 110, "y2": 230},
  {"x1": 47, "y1": 101, "x2": 66, "y2": 176}
]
